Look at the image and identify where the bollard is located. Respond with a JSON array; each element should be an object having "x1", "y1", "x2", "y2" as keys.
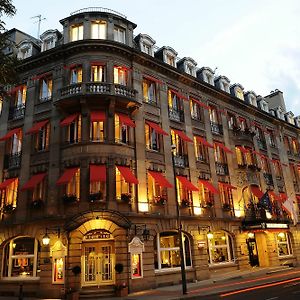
[{"x1": 18, "y1": 283, "x2": 23, "y2": 300}]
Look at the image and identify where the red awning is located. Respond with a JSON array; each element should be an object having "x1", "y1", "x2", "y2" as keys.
[
  {"x1": 32, "y1": 72, "x2": 51, "y2": 81},
  {"x1": 195, "y1": 136, "x2": 214, "y2": 148},
  {"x1": 236, "y1": 146, "x2": 249, "y2": 154},
  {"x1": 90, "y1": 61, "x2": 106, "y2": 66},
  {"x1": 146, "y1": 121, "x2": 168, "y2": 136},
  {"x1": 0, "y1": 178, "x2": 17, "y2": 190},
  {"x1": 143, "y1": 74, "x2": 163, "y2": 85},
  {"x1": 280, "y1": 193, "x2": 287, "y2": 202},
  {"x1": 60, "y1": 113, "x2": 79, "y2": 127},
  {"x1": 26, "y1": 120, "x2": 49, "y2": 135},
  {"x1": 214, "y1": 142, "x2": 233, "y2": 154},
  {"x1": 148, "y1": 171, "x2": 173, "y2": 188},
  {"x1": 56, "y1": 168, "x2": 79, "y2": 185},
  {"x1": 250, "y1": 186, "x2": 264, "y2": 198},
  {"x1": 117, "y1": 166, "x2": 139, "y2": 184},
  {"x1": 90, "y1": 165, "x2": 106, "y2": 182},
  {"x1": 219, "y1": 182, "x2": 237, "y2": 190},
  {"x1": 0, "y1": 127, "x2": 21, "y2": 141},
  {"x1": 177, "y1": 176, "x2": 198, "y2": 191},
  {"x1": 268, "y1": 190, "x2": 280, "y2": 201},
  {"x1": 199, "y1": 179, "x2": 219, "y2": 194},
  {"x1": 117, "y1": 113, "x2": 136, "y2": 127},
  {"x1": 21, "y1": 173, "x2": 47, "y2": 190},
  {"x1": 90, "y1": 111, "x2": 106, "y2": 122},
  {"x1": 171, "y1": 90, "x2": 189, "y2": 101},
  {"x1": 191, "y1": 98, "x2": 210, "y2": 110},
  {"x1": 172, "y1": 129, "x2": 193, "y2": 143},
  {"x1": 296, "y1": 195, "x2": 300, "y2": 204}
]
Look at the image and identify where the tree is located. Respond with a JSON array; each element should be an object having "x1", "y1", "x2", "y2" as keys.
[{"x1": 0, "y1": 0, "x2": 18, "y2": 97}]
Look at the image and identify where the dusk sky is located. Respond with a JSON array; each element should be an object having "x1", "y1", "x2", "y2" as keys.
[{"x1": 3, "y1": 0, "x2": 300, "y2": 115}]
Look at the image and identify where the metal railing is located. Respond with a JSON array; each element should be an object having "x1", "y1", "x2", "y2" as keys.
[
  {"x1": 210, "y1": 122, "x2": 223, "y2": 135},
  {"x1": 215, "y1": 162, "x2": 229, "y2": 175},
  {"x1": 70, "y1": 7, "x2": 127, "y2": 19}
]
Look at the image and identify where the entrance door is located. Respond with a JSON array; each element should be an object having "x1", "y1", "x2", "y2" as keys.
[
  {"x1": 82, "y1": 242, "x2": 115, "y2": 287},
  {"x1": 246, "y1": 238, "x2": 259, "y2": 267}
]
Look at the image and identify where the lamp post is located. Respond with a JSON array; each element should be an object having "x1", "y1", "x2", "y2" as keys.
[{"x1": 171, "y1": 145, "x2": 187, "y2": 295}]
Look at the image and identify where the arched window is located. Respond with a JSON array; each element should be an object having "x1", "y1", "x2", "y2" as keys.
[
  {"x1": 207, "y1": 231, "x2": 234, "y2": 264},
  {"x1": 276, "y1": 232, "x2": 292, "y2": 257},
  {"x1": 154, "y1": 232, "x2": 192, "y2": 270},
  {"x1": 2, "y1": 237, "x2": 40, "y2": 278}
]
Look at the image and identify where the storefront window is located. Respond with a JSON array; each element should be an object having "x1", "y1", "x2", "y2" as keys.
[
  {"x1": 276, "y1": 232, "x2": 292, "y2": 257},
  {"x1": 131, "y1": 254, "x2": 142, "y2": 278},
  {"x1": 207, "y1": 231, "x2": 234, "y2": 264},
  {"x1": 53, "y1": 257, "x2": 64, "y2": 284},
  {"x1": 154, "y1": 232, "x2": 192, "y2": 270},
  {"x1": 2, "y1": 237, "x2": 40, "y2": 278}
]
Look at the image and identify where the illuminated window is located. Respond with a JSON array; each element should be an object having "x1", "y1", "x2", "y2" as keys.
[
  {"x1": 115, "y1": 114, "x2": 129, "y2": 144},
  {"x1": 273, "y1": 161, "x2": 283, "y2": 179},
  {"x1": 70, "y1": 66, "x2": 82, "y2": 84},
  {"x1": 32, "y1": 175, "x2": 46, "y2": 202},
  {"x1": 245, "y1": 147, "x2": 255, "y2": 166},
  {"x1": 235, "y1": 146, "x2": 245, "y2": 166},
  {"x1": 168, "y1": 90, "x2": 183, "y2": 122},
  {"x1": 276, "y1": 232, "x2": 292, "y2": 257},
  {"x1": 227, "y1": 113, "x2": 237, "y2": 130},
  {"x1": 209, "y1": 106, "x2": 219, "y2": 124},
  {"x1": 166, "y1": 54, "x2": 175, "y2": 67},
  {"x1": 89, "y1": 179, "x2": 106, "y2": 202},
  {"x1": 194, "y1": 137, "x2": 208, "y2": 162},
  {"x1": 176, "y1": 177, "x2": 192, "y2": 206},
  {"x1": 35, "y1": 123, "x2": 50, "y2": 151},
  {"x1": 115, "y1": 168, "x2": 134, "y2": 201},
  {"x1": 0, "y1": 178, "x2": 18, "y2": 209},
  {"x1": 147, "y1": 173, "x2": 167, "y2": 203},
  {"x1": 190, "y1": 100, "x2": 201, "y2": 121},
  {"x1": 283, "y1": 136, "x2": 292, "y2": 154},
  {"x1": 90, "y1": 121, "x2": 104, "y2": 142},
  {"x1": 10, "y1": 130, "x2": 22, "y2": 154},
  {"x1": 15, "y1": 85, "x2": 27, "y2": 106},
  {"x1": 114, "y1": 26, "x2": 125, "y2": 43},
  {"x1": 171, "y1": 130, "x2": 186, "y2": 157},
  {"x1": 291, "y1": 139, "x2": 299, "y2": 155},
  {"x1": 0, "y1": 96, "x2": 2, "y2": 114},
  {"x1": 91, "y1": 21, "x2": 106, "y2": 39},
  {"x1": 2, "y1": 237, "x2": 40, "y2": 278},
  {"x1": 267, "y1": 130, "x2": 276, "y2": 148},
  {"x1": 235, "y1": 89, "x2": 244, "y2": 100},
  {"x1": 145, "y1": 123, "x2": 160, "y2": 151},
  {"x1": 39, "y1": 77, "x2": 52, "y2": 101},
  {"x1": 261, "y1": 157, "x2": 271, "y2": 174},
  {"x1": 70, "y1": 24, "x2": 83, "y2": 41},
  {"x1": 90, "y1": 65, "x2": 105, "y2": 82},
  {"x1": 198, "y1": 182, "x2": 214, "y2": 207},
  {"x1": 207, "y1": 231, "x2": 234, "y2": 264},
  {"x1": 66, "y1": 169, "x2": 80, "y2": 199},
  {"x1": 154, "y1": 232, "x2": 192, "y2": 270},
  {"x1": 214, "y1": 144, "x2": 227, "y2": 164},
  {"x1": 114, "y1": 66, "x2": 127, "y2": 85},
  {"x1": 131, "y1": 254, "x2": 142, "y2": 278},
  {"x1": 67, "y1": 115, "x2": 81, "y2": 144},
  {"x1": 219, "y1": 184, "x2": 233, "y2": 209},
  {"x1": 53, "y1": 257, "x2": 64, "y2": 284},
  {"x1": 143, "y1": 78, "x2": 156, "y2": 104}
]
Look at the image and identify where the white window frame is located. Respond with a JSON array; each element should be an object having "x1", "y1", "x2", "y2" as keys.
[
  {"x1": 70, "y1": 24, "x2": 83, "y2": 42},
  {"x1": 276, "y1": 232, "x2": 293, "y2": 257},
  {"x1": 91, "y1": 20, "x2": 107, "y2": 39},
  {"x1": 114, "y1": 26, "x2": 126, "y2": 43}
]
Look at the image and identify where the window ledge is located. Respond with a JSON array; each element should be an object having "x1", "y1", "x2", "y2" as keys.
[
  {"x1": 278, "y1": 255, "x2": 295, "y2": 260},
  {"x1": 208, "y1": 262, "x2": 237, "y2": 270},
  {"x1": 1, "y1": 277, "x2": 40, "y2": 282},
  {"x1": 154, "y1": 267, "x2": 193, "y2": 275}
]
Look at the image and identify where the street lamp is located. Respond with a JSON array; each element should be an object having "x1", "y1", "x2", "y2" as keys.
[
  {"x1": 171, "y1": 144, "x2": 187, "y2": 295},
  {"x1": 42, "y1": 227, "x2": 61, "y2": 246}
]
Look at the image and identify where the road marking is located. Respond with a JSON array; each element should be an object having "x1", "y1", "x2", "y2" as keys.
[
  {"x1": 293, "y1": 290, "x2": 300, "y2": 294},
  {"x1": 265, "y1": 297, "x2": 278, "y2": 300},
  {"x1": 220, "y1": 277, "x2": 300, "y2": 297}
]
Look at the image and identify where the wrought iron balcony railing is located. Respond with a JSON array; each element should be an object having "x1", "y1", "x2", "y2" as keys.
[
  {"x1": 4, "y1": 152, "x2": 22, "y2": 169},
  {"x1": 8, "y1": 104, "x2": 25, "y2": 120},
  {"x1": 210, "y1": 122, "x2": 223, "y2": 135},
  {"x1": 215, "y1": 162, "x2": 229, "y2": 175}
]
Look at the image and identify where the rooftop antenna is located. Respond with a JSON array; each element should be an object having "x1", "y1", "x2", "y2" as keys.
[{"x1": 31, "y1": 14, "x2": 46, "y2": 38}]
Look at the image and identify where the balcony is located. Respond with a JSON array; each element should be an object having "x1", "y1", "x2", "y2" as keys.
[
  {"x1": 210, "y1": 122, "x2": 223, "y2": 135},
  {"x1": 264, "y1": 173, "x2": 274, "y2": 186},
  {"x1": 59, "y1": 82, "x2": 137, "y2": 103},
  {"x1": 173, "y1": 154, "x2": 188, "y2": 168},
  {"x1": 215, "y1": 162, "x2": 229, "y2": 175},
  {"x1": 8, "y1": 104, "x2": 25, "y2": 120},
  {"x1": 4, "y1": 152, "x2": 22, "y2": 169},
  {"x1": 169, "y1": 108, "x2": 184, "y2": 122},
  {"x1": 231, "y1": 128, "x2": 255, "y2": 144}
]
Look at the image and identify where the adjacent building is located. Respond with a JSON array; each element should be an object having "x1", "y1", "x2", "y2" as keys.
[{"x1": 0, "y1": 7, "x2": 300, "y2": 299}]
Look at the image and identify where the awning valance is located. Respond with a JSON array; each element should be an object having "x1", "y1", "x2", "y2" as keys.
[
  {"x1": 172, "y1": 129, "x2": 193, "y2": 143},
  {"x1": 0, "y1": 178, "x2": 17, "y2": 190},
  {"x1": 60, "y1": 113, "x2": 79, "y2": 127},
  {"x1": 195, "y1": 136, "x2": 214, "y2": 148},
  {"x1": 219, "y1": 182, "x2": 237, "y2": 190},
  {"x1": 26, "y1": 120, "x2": 49, "y2": 135},
  {"x1": 236, "y1": 146, "x2": 249, "y2": 154},
  {"x1": 250, "y1": 185, "x2": 264, "y2": 199},
  {"x1": 117, "y1": 113, "x2": 136, "y2": 127},
  {"x1": 90, "y1": 165, "x2": 106, "y2": 182},
  {"x1": 146, "y1": 121, "x2": 168, "y2": 136},
  {"x1": 170, "y1": 90, "x2": 189, "y2": 101},
  {"x1": 22, "y1": 173, "x2": 47, "y2": 190},
  {"x1": 191, "y1": 98, "x2": 210, "y2": 110},
  {"x1": 199, "y1": 179, "x2": 219, "y2": 194},
  {"x1": 0, "y1": 127, "x2": 21, "y2": 141},
  {"x1": 268, "y1": 190, "x2": 281, "y2": 201},
  {"x1": 56, "y1": 168, "x2": 79, "y2": 185},
  {"x1": 90, "y1": 111, "x2": 106, "y2": 122},
  {"x1": 143, "y1": 74, "x2": 163, "y2": 85},
  {"x1": 117, "y1": 166, "x2": 138, "y2": 184},
  {"x1": 148, "y1": 171, "x2": 173, "y2": 188},
  {"x1": 214, "y1": 142, "x2": 233, "y2": 154},
  {"x1": 176, "y1": 176, "x2": 198, "y2": 191}
]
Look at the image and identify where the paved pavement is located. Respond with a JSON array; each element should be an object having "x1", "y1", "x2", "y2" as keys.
[{"x1": 0, "y1": 265, "x2": 298, "y2": 300}]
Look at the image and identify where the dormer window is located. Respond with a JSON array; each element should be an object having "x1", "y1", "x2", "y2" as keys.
[
  {"x1": 206, "y1": 73, "x2": 213, "y2": 84},
  {"x1": 223, "y1": 82, "x2": 230, "y2": 93},
  {"x1": 166, "y1": 54, "x2": 175, "y2": 67},
  {"x1": 43, "y1": 37, "x2": 55, "y2": 51},
  {"x1": 135, "y1": 34, "x2": 156, "y2": 56},
  {"x1": 40, "y1": 30, "x2": 60, "y2": 52},
  {"x1": 114, "y1": 26, "x2": 125, "y2": 43},
  {"x1": 276, "y1": 107, "x2": 285, "y2": 120},
  {"x1": 186, "y1": 65, "x2": 194, "y2": 76},
  {"x1": 91, "y1": 21, "x2": 107, "y2": 39},
  {"x1": 70, "y1": 24, "x2": 83, "y2": 42},
  {"x1": 17, "y1": 42, "x2": 32, "y2": 60},
  {"x1": 236, "y1": 89, "x2": 244, "y2": 100},
  {"x1": 142, "y1": 43, "x2": 151, "y2": 55}
]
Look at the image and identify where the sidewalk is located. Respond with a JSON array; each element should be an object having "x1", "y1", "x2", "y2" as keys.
[{"x1": 0, "y1": 266, "x2": 297, "y2": 300}]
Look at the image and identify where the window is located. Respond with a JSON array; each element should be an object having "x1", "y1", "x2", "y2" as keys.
[
  {"x1": 261, "y1": 157, "x2": 271, "y2": 174},
  {"x1": 245, "y1": 147, "x2": 256, "y2": 166},
  {"x1": 42, "y1": 37, "x2": 55, "y2": 51},
  {"x1": 142, "y1": 43, "x2": 151, "y2": 55},
  {"x1": 66, "y1": 169, "x2": 80, "y2": 199},
  {"x1": 39, "y1": 77, "x2": 52, "y2": 101},
  {"x1": 145, "y1": 123, "x2": 160, "y2": 151},
  {"x1": 291, "y1": 138, "x2": 299, "y2": 155},
  {"x1": 238, "y1": 117, "x2": 248, "y2": 132},
  {"x1": 147, "y1": 173, "x2": 167, "y2": 203},
  {"x1": 114, "y1": 26, "x2": 125, "y2": 43},
  {"x1": 273, "y1": 160, "x2": 283, "y2": 179},
  {"x1": 154, "y1": 232, "x2": 192, "y2": 270},
  {"x1": 115, "y1": 114, "x2": 129, "y2": 144},
  {"x1": 227, "y1": 113, "x2": 237, "y2": 130},
  {"x1": 91, "y1": 21, "x2": 107, "y2": 39},
  {"x1": 199, "y1": 182, "x2": 214, "y2": 207},
  {"x1": 267, "y1": 130, "x2": 276, "y2": 148},
  {"x1": 67, "y1": 115, "x2": 81, "y2": 144},
  {"x1": 143, "y1": 78, "x2": 156, "y2": 104},
  {"x1": 89, "y1": 179, "x2": 106, "y2": 202},
  {"x1": 283, "y1": 136, "x2": 292, "y2": 154},
  {"x1": 115, "y1": 168, "x2": 134, "y2": 201},
  {"x1": 35, "y1": 123, "x2": 50, "y2": 151},
  {"x1": 276, "y1": 232, "x2": 292, "y2": 257},
  {"x1": 10, "y1": 130, "x2": 22, "y2": 154},
  {"x1": 168, "y1": 90, "x2": 183, "y2": 122},
  {"x1": 186, "y1": 64, "x2": 194, "y2": 75},
  {"x1": 214, "y1": 144, "x2": 227, "y2": 164},
  {"x1": 236, "y1": 89, "x2": 244, "y2": 100},
  {"x1": 131, "y1": 253, "x2": 142, "y2": 278},
  {"x1": 219, "y1": 184, "x2": 234, "y2": 209},
  {"x1": 171, "y1": 130, "x2": 186, "y2": 158},
  {"x1": 0, "y1": 96, "x2": 3, "y2": 114},
  {"x1": 190, "y1": 100, "x2": 202, "y2": 121},
  {"x1": 90, "y1": 120, "x2": 105, "y2": 142},
  {"x1": 70, "y1": 66, "x2": 82, "y2": 84},
  {"x1": 32, "y1": 175, "x2": 46, "y2": 202},
  {"x1": 207, "y1": 231, "x2": 234, "y2": 264},
  {"x1": 176, "y1": 177, "x2": 192, "y2": 206},
  {"x1": 0, "y1": 178, "x2": 18, "y2": 209},
  {"x1": 70, "y1": 24, "x2": 83, "y2": 41},
  {"x1": 209, "y1": 106, "x2": 222, "y2": 134},
  {"x1": 194, "y1": 137, "x2": 208, "y2": 162},
  {"x1": 235, "y1": 146, "x2": 246, "y2": 166},
  {"x1": 2, "y1": 237, "x2": 40, "y2": 278},
  {"x1": 114, "y1": 66, "x2": 127, "y2": 85},
  {"x1": 166, "y1": 54, "x2": 175, "y2": 67},
  {"x1": 91, "y1": 65, "x2": 105, "y2": 82},
  {"x1": 15, "y1": 85, "x2": 27, "y2": 107}
]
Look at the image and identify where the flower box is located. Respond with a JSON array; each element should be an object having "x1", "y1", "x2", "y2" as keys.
[
  {"x1": 121, "y1": 193, "x2": 131, "y2": 203},
  {"x1": 30, "y1": 199, "x2": 44, "y2": 209},
  {"x1": 63, "y1": 194, "x2": 78, "y2": 204},
  {"x1": 3, "y1": 204, "x2": 15, "y2": 214},
  {"x1": 88, "y1": 192, "x2": 103, "y2": 202},
  {"x1": 181, "y1": 199, "x2": 190, "y2": 208},
  {"x1": 154, "y1": 196, "x2": 167, "y2": 205}
]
